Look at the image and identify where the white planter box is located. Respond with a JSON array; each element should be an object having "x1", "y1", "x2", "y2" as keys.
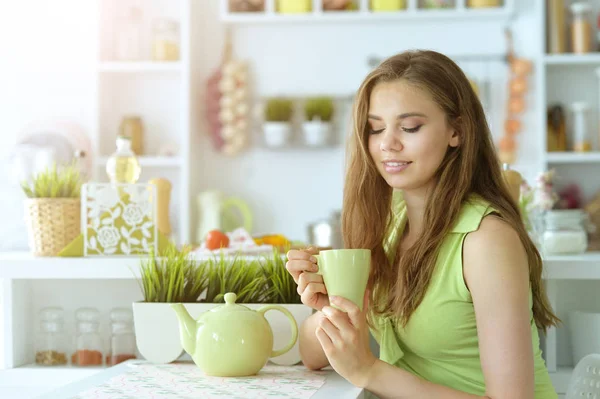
[{"x1": 132, "y1": 302, "x2": 312, "y2": 366}]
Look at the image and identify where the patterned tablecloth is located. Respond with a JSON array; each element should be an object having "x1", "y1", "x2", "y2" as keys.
[{"x1": 71, "y1": 362, "x2": 329, "y2": 399}]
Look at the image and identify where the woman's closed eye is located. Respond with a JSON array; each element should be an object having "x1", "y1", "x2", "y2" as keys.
[{"x1": 402, "y1": 125, "x2": 422, "y2": 133}]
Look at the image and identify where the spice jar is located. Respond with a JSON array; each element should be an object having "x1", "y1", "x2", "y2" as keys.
[
  {"x1": 152, "y1": 19, "x2": 180, "y2": 61},
  {"x1": 119, "y1": 116, "x2": 144, "y2": 155},
  {"x1": 35, "y1": 307, "x2": 69, "y2": 366},
  {"x1": 571, "y1": 102, "x2": 592, "y2": 152},
  {"x1": 570, "y1": 2, "x2": 593, "y2": 54},
  {"x1": 542, "y1": 210, "x2": 589, "y2": 255},
  {"x1": 72, "y1": 307, "x2": 103, "y2": 367},
  {"x1": 113, "y1": 6, "x2": 143, "y2": 61},
  {"x1": 107, "y1": 308, "x2": 137, "y2": 366}
]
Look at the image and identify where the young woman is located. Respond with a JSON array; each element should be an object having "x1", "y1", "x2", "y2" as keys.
[{"x1": 286, "y1": 50, "x2": 559, "y2": 399}]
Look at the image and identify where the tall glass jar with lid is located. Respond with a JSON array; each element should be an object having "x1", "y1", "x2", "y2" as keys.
[
  {"x1": 152, "y1": 18, "x2": 180, "y2": 61},
  {"x1": 107, "y1": 307, "x2": 137, "y2": 366},
  {"x1": 570, "y1": 2, "x2": 593, "y2": 54},
  {"x1": 35, "y1": 307, "x2": 69, "y2": 366},
  {"x1": 72, "y1": 307, "x2": 104, "y2": 367}
]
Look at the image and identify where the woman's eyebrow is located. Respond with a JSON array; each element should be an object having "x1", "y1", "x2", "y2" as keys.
[{"x1": 367, "y1": 112, "x2": 428, "y2": 120}]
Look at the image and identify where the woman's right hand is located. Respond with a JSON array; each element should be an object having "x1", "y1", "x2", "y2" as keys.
[{"x1": 286, "y1": 247, "x2": 329, "y2": 311}]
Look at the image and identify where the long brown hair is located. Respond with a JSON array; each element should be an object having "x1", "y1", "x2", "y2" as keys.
[{"x1": 342, "y1": 50, "x2": 559, "y2": 331}]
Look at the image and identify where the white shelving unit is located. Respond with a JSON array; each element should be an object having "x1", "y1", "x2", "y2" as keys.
[
  {"x1": 93, "y1": 0, "x2": 191, "y2": 246},
  {"x1": 219, "y1": 0, "x2": 515, "y2": 23}
]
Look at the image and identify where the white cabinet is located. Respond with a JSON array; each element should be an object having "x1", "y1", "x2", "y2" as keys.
[{"x1": 93, "y1": 0, "x2": 191, "y2": 245}]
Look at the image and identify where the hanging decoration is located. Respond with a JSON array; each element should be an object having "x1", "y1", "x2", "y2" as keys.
[
  {"x1": 498, "y1": 29, "x2": 533, "y2": 165},
  {"x1": 205, "y1": 29, "x2": 250, "y2": 156}
]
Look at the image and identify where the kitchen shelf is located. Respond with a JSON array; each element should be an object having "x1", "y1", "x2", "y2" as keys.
[
  {"x1": 98, "y1": 61, "x2": 182, "y2": 73},
  {"x1": 545, "y1": 53, "x2": 600, "y2": 66},
  {"x1": 0, "y1": 252, "x2": 141, "y2": 279},
  {"x1": 0, "y1": 251, "x2": 597, "y2": 280},
  {"x1": 543, "y1": 252, "x2": 600, "y2": 280},
  {"x1": 220, "y1": 0, "x2": 514, "y2": 24},
  {"x1": 546, "y1": 152, "x2": 600, "y2": 164},
  {"x1": 95, "y1": 156, "x2": 182, "y2": 168},
  {"x1": 0, "y1": 363, "x2": 104, "y2": 387}
]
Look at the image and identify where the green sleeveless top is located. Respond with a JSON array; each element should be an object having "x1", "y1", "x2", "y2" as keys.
[{"x1": 370, "y1": 193, "x2": 557, "y2": 398}]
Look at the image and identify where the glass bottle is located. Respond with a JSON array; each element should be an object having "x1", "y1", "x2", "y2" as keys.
[
  {"x1": 35, "y1": 307, "x2": 69, "y2": 366},
  {"x1": 107, "y1": 308, "x2": 137, "y2": 366},
  {"x1": 570, "y1": 2, "x2": 592, "y2": 54},
  {"x1": 152, "y1": 19, "x2": 180, "y2": 61},
  {"x1": 571, "y1": 102, "x2": 592, "y2": 152},
  {"x1": 106, "y1": 135, "x2": 141, "y2": 184},
  {"x1": 542, "y1": 210, "x2": 588, "y2": 255},
  {"x1": 72, "y1": 307, "x2": 104, "y2": 367},
  {"x1": 114, "y1": 6, "x2": 143, "y2": 61}
]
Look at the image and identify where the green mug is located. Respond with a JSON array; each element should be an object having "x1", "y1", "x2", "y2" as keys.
[{"x1": 311, "y1": 249, "x2": 371, "y2": 311}]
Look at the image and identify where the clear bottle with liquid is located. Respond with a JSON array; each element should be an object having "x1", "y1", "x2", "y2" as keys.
[{"x1": 106, "y1": 135, "x2": 141, "y2": 184}]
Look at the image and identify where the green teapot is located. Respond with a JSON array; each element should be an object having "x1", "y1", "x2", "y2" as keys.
[{"x1": 170, "y1": 293, "x2": 298, "y2": 377}]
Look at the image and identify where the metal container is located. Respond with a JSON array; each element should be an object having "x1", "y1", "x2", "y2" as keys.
[{"x1": 307, "y1": 211, "x2": 343, "y2": 249}]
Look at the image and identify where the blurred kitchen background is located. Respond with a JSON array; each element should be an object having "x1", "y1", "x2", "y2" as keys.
[{"x1": 1, "y1": 0, "x2": 600, "y2": 398}]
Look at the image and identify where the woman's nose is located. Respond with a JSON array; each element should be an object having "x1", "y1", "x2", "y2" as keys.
[{"x1": 380, "y1": 131, "x2": 402, "y2": 152}]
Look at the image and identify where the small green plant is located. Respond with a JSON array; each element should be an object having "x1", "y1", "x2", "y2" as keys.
[
  {"x1": 137, "y1": 245, "x2": 209, "y2": 303},
  {"x1": 304, "y1": 97, "x2": 334, "y2": 122},
  {"x1": 136, "y1": 246, "x2": 300, "y2": 304},
  {"x1": 261, "y1": 247, "x2": 301, "y2": 304},
  {"x1": 21, "y1": 162, "x2": 83, "y2": 198},
  {"x1": 265, "y1": 98, "x2": 294, "y2": 122}
]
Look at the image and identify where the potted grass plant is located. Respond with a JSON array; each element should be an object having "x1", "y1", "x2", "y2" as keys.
[
  {"x1": 21, "y1": 162, "x2": 84, "y2": 256},
  {"x1": 132, "y1": 246, "x2": 311, "y2": 366},
  {"x1": 263, "y1": 98, "x2": 294, "y2": 148},
  {"x1": 302, "y1": 96, "x2": 335, "y2": 147}
]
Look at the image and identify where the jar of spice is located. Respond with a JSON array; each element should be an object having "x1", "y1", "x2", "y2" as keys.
[
  {"x1": 119, "y1": 116, "x2": 144, "y2": 155},
  {"x1": 72, "y1": 307, "x2": 103, "y2": 367},
  {"x1": 152, "y1": 19, "x2": 180, "y2": 61},
  {"x1": 542, "y1": 210, "x2": 589, "y2": 255},
  {"x1": 571, "y1": 102, "x2": 592, "y2": 152},
  {"x1": 570, "y1": 2, "x2": 593, "y2": 54},
  {"x1": 107, "y1": 308, "x2": 137, "y2": 366},
  {"x1": 35, "y1": 307, "x2": 69, "y2": 366}
]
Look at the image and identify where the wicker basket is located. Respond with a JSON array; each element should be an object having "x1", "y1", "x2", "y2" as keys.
[{"x1": 24, "y1": 198, "x2": 81, "y2": 256}]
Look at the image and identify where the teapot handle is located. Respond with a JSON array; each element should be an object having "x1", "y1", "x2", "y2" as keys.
[{"x1": 257, "y1": 305, "x2": 298, "y2": 358}]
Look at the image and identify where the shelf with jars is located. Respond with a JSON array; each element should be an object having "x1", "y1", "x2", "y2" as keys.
[
  {"x1": 219, "y1": 0, "x2": 514, "y2": 23},
  {"x1": 92, "y1": 0, "x2": 191, "y2": 246}
]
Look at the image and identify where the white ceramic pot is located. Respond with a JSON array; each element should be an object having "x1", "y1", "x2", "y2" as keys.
[
  {"x1": 302, "y1": 121, "x2": 332, "y2": 147},
  {"x1": 263, "y1": 122, "x2": 292, "y2": 148},
  {"x1": 132, "y1": 302, "x2": 313, "y2": 366}
]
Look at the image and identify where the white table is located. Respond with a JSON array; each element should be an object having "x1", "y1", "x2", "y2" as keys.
[{"x1": 37, "y1": 360, "x2": 365, "y2": 399}]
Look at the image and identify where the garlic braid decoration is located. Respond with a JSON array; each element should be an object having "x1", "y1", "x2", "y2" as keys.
[{"x1": 219, "y1": 60, "x2": 250, "y2": 156}]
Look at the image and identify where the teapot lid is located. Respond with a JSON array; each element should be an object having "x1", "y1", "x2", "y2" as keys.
[{"x1": 209, "y1": 293, "x2": 249, "y2": 313}]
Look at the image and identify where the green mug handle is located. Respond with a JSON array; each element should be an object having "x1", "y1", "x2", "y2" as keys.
[
  {"x1": 311, "y1": 254, "x2": 323, "y2": 275},
  {"x1": 258, "y1": 305, "x2": 298, "y2": 358}
]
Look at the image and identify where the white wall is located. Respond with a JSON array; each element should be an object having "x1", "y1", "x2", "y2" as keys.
[{"x1": 0, "y1": 0, "x2": 541, "y2": 247}]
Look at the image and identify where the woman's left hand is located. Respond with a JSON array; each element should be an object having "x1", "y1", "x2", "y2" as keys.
[{"x1": 315, "y1": 291, "x2": 377, "y2": 388}]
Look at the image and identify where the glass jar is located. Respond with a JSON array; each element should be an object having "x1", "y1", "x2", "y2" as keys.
[
  {"x1": 542, "y1": 210, "x2": 588, "y2": 255},
  {"x1": 119, "y1": 116, "x2": 144, "y2": 155},
  {"x1": 35, "y1": 307, "x2": 69, "y2": 366},
  {"x1": 72, "y1": 307, "x2": 104, "y2": 367},
  {"x1": 152, "y1": 19, "x2": 180, "y2": 61},
  {"x1": 107, "y1": 308, "x2": 137, "y2": 366},
  {"x1": 114, "y1": 6, "x2": 143, "y2": 61},
  {"x1": 571, "y1": 102, "x2": 592, "y2": 152},
  {"x1": 570, "y1": 2, "x2": 592, "y2": 54}
]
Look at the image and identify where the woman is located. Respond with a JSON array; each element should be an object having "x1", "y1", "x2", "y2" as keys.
[{"x1": 286, "y1": 50, "x2": 559, "y2": 399}]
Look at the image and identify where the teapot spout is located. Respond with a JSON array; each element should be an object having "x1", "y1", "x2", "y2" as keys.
[{"x1": 170, "y1": 303, "x2": 198, "y2": 355}]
